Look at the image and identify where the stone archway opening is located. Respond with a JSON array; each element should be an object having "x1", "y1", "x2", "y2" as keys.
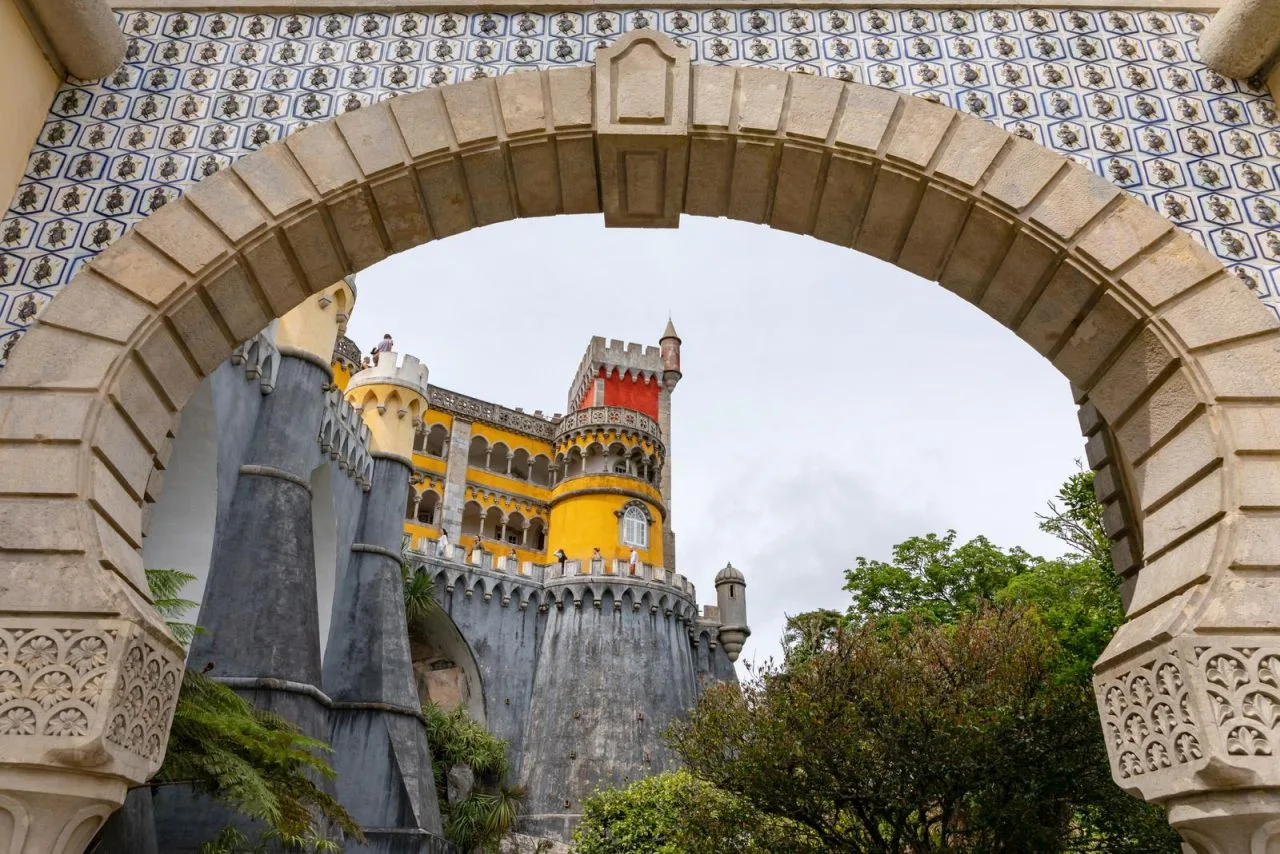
[{"x1": 4, "y1": 28, "x2": 1280, "y2": 853}]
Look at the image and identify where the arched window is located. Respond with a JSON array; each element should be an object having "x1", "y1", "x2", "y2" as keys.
[{"x1": 621, "y1": 504, "x2": 648, "y2": 549}]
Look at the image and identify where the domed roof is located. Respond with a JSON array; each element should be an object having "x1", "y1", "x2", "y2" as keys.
[{"x1": 715, "y1": 562, "x2": 744, "y2": 584}]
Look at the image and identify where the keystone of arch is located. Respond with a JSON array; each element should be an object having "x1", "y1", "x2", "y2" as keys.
[{"x1": 3, "y1": 29, "x2": 1280, "y2": 850}]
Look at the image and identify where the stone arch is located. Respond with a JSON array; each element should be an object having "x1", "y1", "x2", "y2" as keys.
[
  {"x1": 408, "y1": 593, "x2": 486, "y2": 725},
  {"x1": 3, "y1": 30, "x2": 1280, "y2": 843}
]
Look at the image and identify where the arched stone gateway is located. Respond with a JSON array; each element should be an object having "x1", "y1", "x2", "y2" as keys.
[{"x1": 1, "y1": 28, "x2": 1279, "y2": 852}]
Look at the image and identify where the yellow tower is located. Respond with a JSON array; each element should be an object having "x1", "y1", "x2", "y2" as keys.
[
  {"x1": 276, "y1": 278, "x2": 354, "y2": 366},
  {"x1": 344, "y1": 350, "x2": 430, "y2": 463},
  {"x1": 544, "y1": 335, "x2": 672, "y2": 569}
]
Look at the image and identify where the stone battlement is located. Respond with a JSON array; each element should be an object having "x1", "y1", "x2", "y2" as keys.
[
  {"x1": 405, "y1": 546, "x2": 707, "y2": 619},
  {"x1": 319, "y1": 386, "x2": 374, "y2": 489},
  {"x1": 347, "y1": 350, "x2": 429, "y2": 399},
  {"x1": 566, "y1": 336, "x2": 664, "y2": 413}
]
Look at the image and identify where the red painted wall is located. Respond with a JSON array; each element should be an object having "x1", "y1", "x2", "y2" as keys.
[
  {"x1": 575, "y1": 369, "x2": 661, "y2": 419},
  {"x1": 603, "y1": 371, "x2": 660, "y2": 419}
]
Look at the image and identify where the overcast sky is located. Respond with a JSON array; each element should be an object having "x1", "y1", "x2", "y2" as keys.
[{"x1": 347, "y1": 214, "x2": 1086, "y2": 669}]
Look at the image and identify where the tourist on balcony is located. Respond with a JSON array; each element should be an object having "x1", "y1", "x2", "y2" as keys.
[
  {"x1": 371, "y1": 333, "x2": 394, "y2": 365},
  {"x1": 436, "y1": 528, "x2": 450, "y2": 558}
]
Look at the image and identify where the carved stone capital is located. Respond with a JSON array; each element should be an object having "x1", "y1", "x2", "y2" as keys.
[
  {"x1": 0, "y1": 618, "x2": 183, "y2": 853},
  {"x1": 1169, "y1": 791, "x2": 1280, "y2": 854},
  {"x1": 1096, "y1": 635, "x2": 1280, "y2": 803}
]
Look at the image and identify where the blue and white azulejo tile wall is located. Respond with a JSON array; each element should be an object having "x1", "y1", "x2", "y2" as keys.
[{"x1": 0, "y1": 7, "x2": 1278, "y2": 363}]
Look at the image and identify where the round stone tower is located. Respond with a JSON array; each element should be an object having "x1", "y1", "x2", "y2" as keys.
[{"x1": 715, "y1": 563, "x2": 750, "y2": 662}]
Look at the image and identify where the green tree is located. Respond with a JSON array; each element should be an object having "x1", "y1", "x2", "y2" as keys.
[
  {"x1": 669, "y1": 607, "x2": 1096, "y2": 853},
  {"x1": 842, "y1": 531, "x2": 1040, "y2": 626},
  {"x1": 572, "y1": 770, "x2": 819, "y2": 854},
  {"x1": 422, "y1": 702, "x2": 525, "y2": 853},
  {"x1": 144, "y1": 569, "x2": 361, "y2": 852},
  {"x1": 663, "y1": 469, "x2": 1180, "y2": 853},
  {"x1": 1037, "y1": 465, "x2": 1112, "y2": 566}
]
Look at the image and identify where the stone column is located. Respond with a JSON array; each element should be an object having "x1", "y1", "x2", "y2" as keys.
[{"x1": 323, "y1": 351, "x2": 446, "y2": 850}]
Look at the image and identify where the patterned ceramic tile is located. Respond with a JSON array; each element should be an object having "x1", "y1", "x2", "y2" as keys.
[{"x1": 1, "y1": 7, "x2": 1278, "y2": 363}]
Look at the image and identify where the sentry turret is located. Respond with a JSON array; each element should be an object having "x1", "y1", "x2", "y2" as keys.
[
  {"x1": 660, "y1": 318, "x2": 682, "y2": 392},
  {"x1": 714, "y1": 562, "x2": 750, "y2": 662},
  {"x1": 345, "y1": 351, "x2": 429, "y2": 463}
]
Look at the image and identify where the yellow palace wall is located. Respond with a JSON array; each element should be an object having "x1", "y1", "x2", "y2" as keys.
[
  {"x1": 546, "y1": 476, "x2": 664, "y2": 566},
  {"x1": 0, "y1": 1, "x2": 59, "y2": 202}
]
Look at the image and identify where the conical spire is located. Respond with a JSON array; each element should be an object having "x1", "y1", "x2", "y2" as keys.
[{"x1": 661, "y1": 317, "x2": 680, "y2": 341}]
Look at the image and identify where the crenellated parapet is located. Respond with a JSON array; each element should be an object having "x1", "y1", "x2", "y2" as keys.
[
  {"x1": 229, "y1": 332, "x2": 280, "y2": 394},
  {"x1": 405, "y1": 547, "x2": 700, "y2": 619},
  {"x1": 565, "y1": 337, "x2": 665, "y2": 415},
  {"x1": 346, "y1": 351, "x2": 429, "y2": 462},
  {"x1": 276, "y1": 280, "x2": 354, "y2": 367},
  {"x1": 318, "y1": 386, "x2": 374, "y2": 489}
]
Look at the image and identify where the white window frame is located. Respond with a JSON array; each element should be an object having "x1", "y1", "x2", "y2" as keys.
[{"x1": 620, "y1": 504, "x2": 649, "y2": 549}]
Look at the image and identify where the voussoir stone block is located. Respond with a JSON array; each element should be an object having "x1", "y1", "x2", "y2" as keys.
[
  {"x1": 784, "y1": 75, "x2": 842, "y2": 142},
  {"x1": 89, "y1": 237, "x2": 187, "y2": 308},
  {"x1": 982, "y1": 138, "x2": 1065, "y2": 211},
  {"x1": 885, "y1": 96, "x2": 954, "y2": 168},
  {"x1": 442, "y1": 79, "x2": 500, "y2": 146},
  {"x1": 497, "y1": 71, "x2": 549, "y2": 137},
  {"x1": 131, "y1": 201, "x2": 228, "y2": 276},
  {"x1": 232, "y1": 143, "x2": 316, "y2": 217},
  {"x1": 834, "y1": 85, "x2": 899, "y2": 152},
  {"x1": 183, "y1": 173, "x2": 269, "y2": 244},
  {"x1": 37, "y1": 271, "x2": 152, "y2": 345},
  {"x1": 135, "y1": 325, "x2": 200, "y2": 411},
  {"x1": 0, "y1": 444, "x2": 79, "y2": 496},
  {"x1": 1077, "y1": 198, "x2": 1174, "y2": 272},
  {"x1": 0, "y1": 326, "x2": 122, "y2": 391},
  {"x1": 1029, "y1": 166, "x2": 1121, "y2": 241},
  {"x1": 0, "y1": 392, "x2": 94, "y2": 442},
  {"x1": 1120, "y1": 232, "x2": 1229, "y2": 309},
  {"x1": 1159, "y1": 274, "x2": 1279, "y2": 351},
  {"x1": 167, "y1": 292, "x2": 233, "y2": 377},
  {"x1": 203, "y1": 264, "x2": 272, "y2": 343},
  {"x1": 1198, "y1": 336, "x2": 1280, "y2": 399},
  {"x1": 932, "y1": 116, "x2": 1008, "y2": 188},
  {"x1": 1050, "y1": 290, "x2": 1140, "y2": 385},
  {"x1": 337, "y1": 105, "x2": 408, "y2": 176},
  {"x1": 285, "y1": 121, "x2": 364, "y2": 195},
  {"x1": 389, "y1": 89, "x2": 455, "y2": 159},
  {"x1": 737, "y1": 69, "x2": 788, "y2": 134},
  {"x1": 1088, "y1": 327, "x2": 1178, "y2": 423}
]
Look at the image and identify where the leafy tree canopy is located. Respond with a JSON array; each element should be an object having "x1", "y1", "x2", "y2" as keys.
[
  {"x1": 671, "y1": 607, "x2": 1103, "y2": 853},
  {"x1": 676, "y1": 467, "x2": 1180, "y2": 853},
  {"x1": 573, "y1": 770, "x2": 820, "y2": 854}
]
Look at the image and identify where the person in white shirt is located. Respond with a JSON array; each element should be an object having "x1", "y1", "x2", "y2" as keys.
[
  {"x1": 629, "y1": 548, "x2": 639, "y2": 573},
  {"x1": 436, "y1": 528, "x2": 450, "y2": 558}
]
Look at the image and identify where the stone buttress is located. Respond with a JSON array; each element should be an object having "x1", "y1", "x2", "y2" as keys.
[{"x1": 324, "y1": 350, "x2": 446, "y2": 852}]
